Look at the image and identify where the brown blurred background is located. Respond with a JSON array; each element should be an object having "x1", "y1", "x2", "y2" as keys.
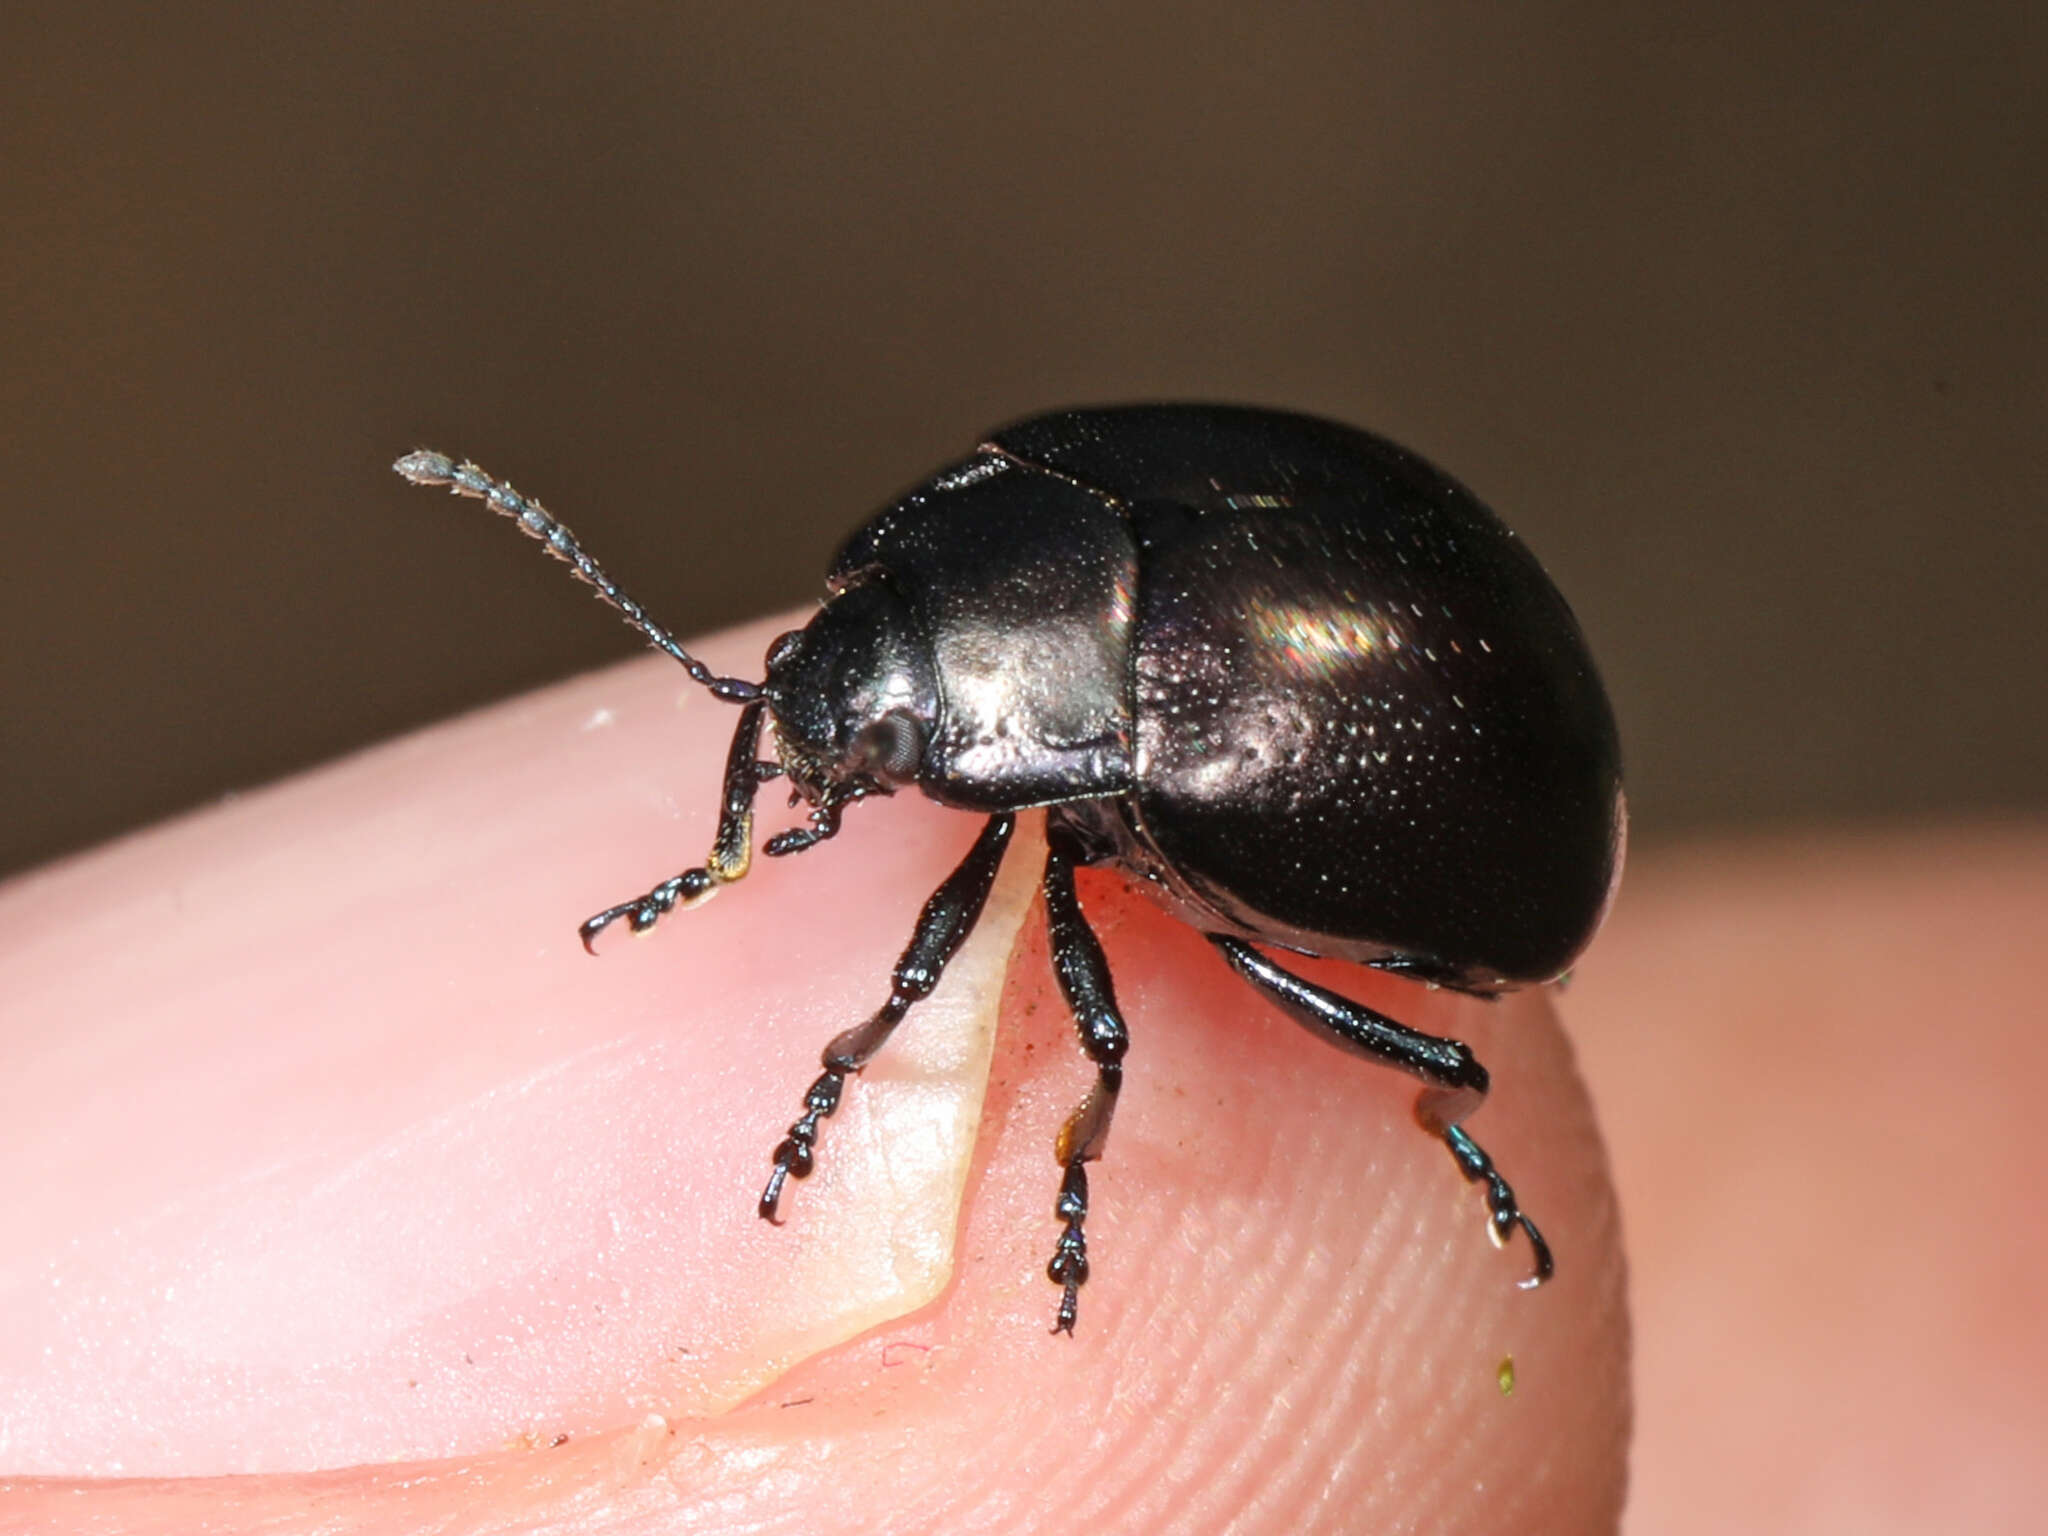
[{"x1": 2, "y1": 2, "x2": 2042, "y2": 880}]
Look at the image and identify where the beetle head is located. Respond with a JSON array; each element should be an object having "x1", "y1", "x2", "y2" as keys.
[{"x1": 762, "y1": 576, "x2": 938, "y2": 805}]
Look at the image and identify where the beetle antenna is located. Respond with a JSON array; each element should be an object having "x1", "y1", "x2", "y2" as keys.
[{"x1": 393, "y1": 450, "x2": 761, "y2": 703}]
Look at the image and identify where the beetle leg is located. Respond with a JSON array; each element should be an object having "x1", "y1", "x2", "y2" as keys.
[
  {"x1": 761, "y1": 780, "x2": 876, "y2": 857},
  {"x1": 758, "y1": 814, "x2": 1016, "y2": 1223},
  {"x1": 1208, "y1": 935, "x2": 1553, "y2": 1288},
  {"x1": 1040, "y1": 821, "x2": 1129, "y2": 1334},
  {"x1": 577, "y1": 699, "x2": 769, "y2": 953}
]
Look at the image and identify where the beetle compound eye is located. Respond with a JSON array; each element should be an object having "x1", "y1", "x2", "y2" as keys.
[{"x1": 856, "y1": 709, "x2": 925, "y2": 784}]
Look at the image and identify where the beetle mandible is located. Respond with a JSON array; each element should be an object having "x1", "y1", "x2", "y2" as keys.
[{"x1": 395, "y1": 404, "x2": 1624, "y2": 1334}]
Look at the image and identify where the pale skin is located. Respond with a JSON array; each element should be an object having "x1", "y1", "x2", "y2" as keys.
[{"x1": 1, "y1": 613, "x2": 2039, "y2": 1533}]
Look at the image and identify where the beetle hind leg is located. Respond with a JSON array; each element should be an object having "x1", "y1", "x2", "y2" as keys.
[
  {"x1": 1040, "y1": 821, "x2": 1129, "y2": 1334},
  {"x1": 1208, "y1": 935, "x2": 1552, "y2": 1287}
]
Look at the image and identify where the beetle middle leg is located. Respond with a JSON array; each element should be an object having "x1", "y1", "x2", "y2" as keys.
[
  {"x1": 1040, "y1": 820, "x2": 1129, "y2": 1334},
  {"x1": 577, "y1": 699, "x2": 779, "y2": 952},
  {"x1": 758, "y1": 813, "x2": 1016, "y2": 1222},
  {"x1": 1208, "y1": 935, "x2": 1553, "y2": 1286}
]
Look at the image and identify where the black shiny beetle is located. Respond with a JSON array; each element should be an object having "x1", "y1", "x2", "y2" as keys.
[{"x1": 396, "y1": 405, "x2": 1623, "y2": 1333}]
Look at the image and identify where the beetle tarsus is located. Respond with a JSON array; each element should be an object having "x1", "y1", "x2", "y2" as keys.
[
  {"x1": 1442, "y1": 1124, "x2": 1554, "y2": 1286},
  {"x1": 760, "y1": 1066, "x2": 843, "y2": 1222},
  {"x1": 1047, "y1": 1159, "x2": 1090, "y2": 1334},
  {"x1": 764, "y1": 781, "x2": 879, "y2": 858},
  {"x1": 577, "y1": 870, "x2": 712, "y2": 952},
  {"x1": 579, "y1": 701, "x2": 770, "y2": 953}
]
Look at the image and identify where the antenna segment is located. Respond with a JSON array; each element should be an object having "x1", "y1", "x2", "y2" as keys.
[{"x1": 393, "y1": 450, "x2": 760, "y2": 702}]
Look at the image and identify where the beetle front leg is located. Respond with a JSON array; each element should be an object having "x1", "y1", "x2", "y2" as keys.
[
  {"x1": 759, "y1": 813, "x2": 1016, "y2": 1221},
  {"x1": 578, "y1": 699, "x2": 773, "y2": 952},
  {"x1": 1208, "y1": 935, "x2": 1553, "y2": 1287},
  {"x1": 1040, "y1": 821, "x2": 1129, "y2": 1334}
]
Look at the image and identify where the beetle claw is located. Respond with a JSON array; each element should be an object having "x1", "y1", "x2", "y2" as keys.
[
  {"x1": 1515, "y1": 1213, "x2": 1555, "y2": 1288},
  {"x1": 758, "y1": 1162, "x2": 791, "y2": 1224}
]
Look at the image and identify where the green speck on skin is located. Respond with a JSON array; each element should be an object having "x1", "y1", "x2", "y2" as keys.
[{"x1": 1497, "y1": 1355, "x2": 1516, "y2": 1396}]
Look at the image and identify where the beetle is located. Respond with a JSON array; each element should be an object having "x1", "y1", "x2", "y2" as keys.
[{"x1": 395, "y1": 404, "x2": 1624, "y2": 1333}]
